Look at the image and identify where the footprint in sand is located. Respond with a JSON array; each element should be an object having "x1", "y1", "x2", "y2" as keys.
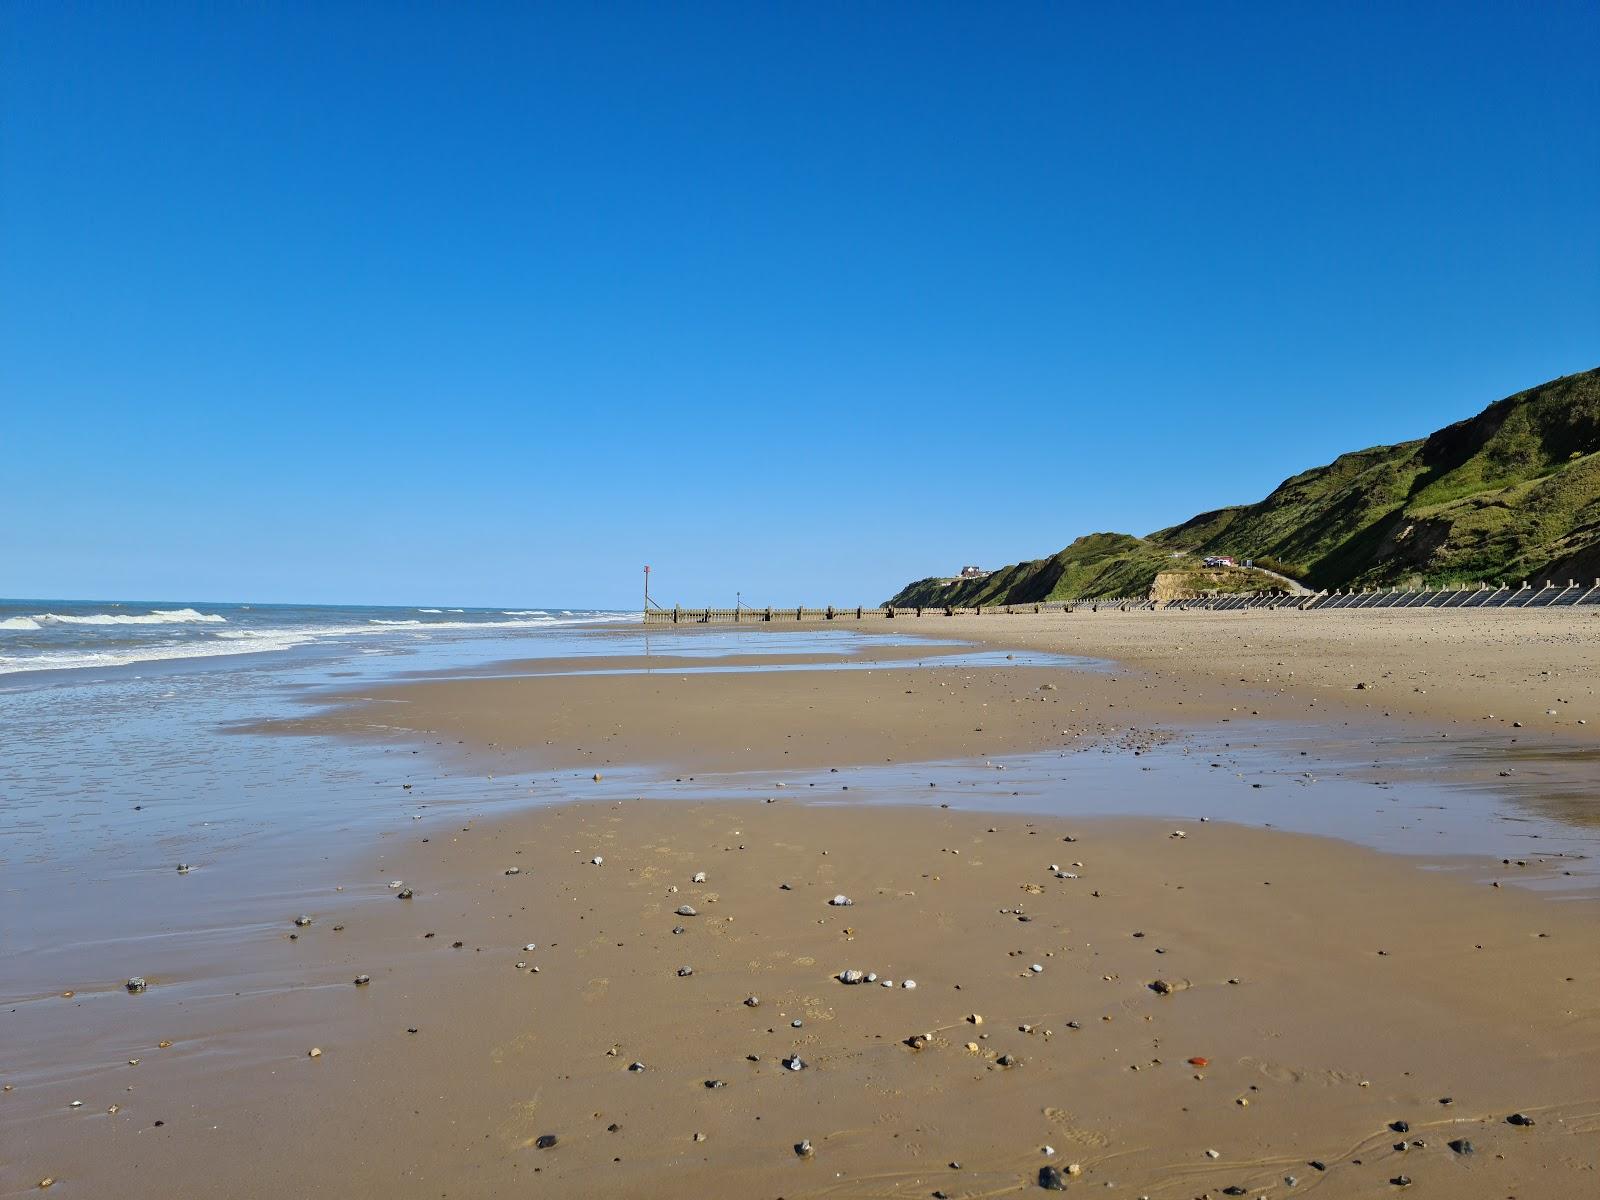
[
  {"x1": 1240, "y1": 1055, "x2": 1361, "y2": 1087},
  {"x1": 489, "y1": 1031, "x2": 540, "y2": 1065},
  {"x1": 802, "y1": 996, "x2": 835, "y2": 1021},
  {"x1": 1043, "y1": 1108, "x2": 1110, "y2": 1148}
]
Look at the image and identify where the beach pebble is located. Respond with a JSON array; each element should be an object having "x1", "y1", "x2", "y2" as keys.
[
  {"x1": 902, "y1": 979, "x2": 916, "y2": 989},
  {"x1": 745, "y1": 995, "x2": 760, "y2": 1007},
  {"x1": 1205, "y1": 1149, "x2": 1220, "y2": 1159},
  {"x1": 124, "y1": 977, "x2": 147, "y2": 993},
  {"x1": 590, "y1": 856, "x2": 603, "y2": 866},
  {"x1": 504, "y1": 867, "x2": 520, "y2": 875},
  {"x1": 1149, "y1": 978, "x2": 1190, "y2": 995},
  {"x1": 307, "y1": 1047, "x2": 322, "y2": 1058},
  {"x1": 676, "y1": 904, "x2": 697, "y2": 917},
  {"x1": 388, "y1": 881, "x2": 404, "y2": 889},
  {"x1": 294, "y1": 915, "x2": 311, "y2": 927},
  {"x1": 175, "y1": 863, "x2": 191, "y2": 874},
  {"x1": 523, "y1": 943, "x2": 537, "y2": 951},
  {"x1": 535, "y1": 1134, "x2": 559, "y2": 1150},
  {"x1": 628, "y1": 1061, "x2": 646, "y2": 1072},
  {"x1": 783, "y1": 1055, "x2": 806, "y2": 1071},
  {"x1": 1506, "y1": 1112, "x2": 1536, "y2": 1126},
  {"x1": 997, "y1": 1053, "x2": 1020, "y2": 1067},
  {"x1": 829, "y1": 894, "x2": 853, "y2": 907},
  {"x1": 692, "y1": 871, "x2": 706, "y2": 883},
  {"x1": 1066, "y1": 1162, "x2": 1082, "y2": 1177},
  {"x1": 396, "y1": 889, "x2": 413, "y2": 900},
  {"x1": 1039, "y1": 1164, "x2": 1066, "y2": 1189},
  {"x1": 1448, "y1": 1138, "x2": 1475, "y2": 1156},
  {"x1": 677, "y1": 966, "x2": 694, "y2": 977},
  {"x1": 838, "y1": 969, "x2": 866, "y2": 985},
  {"x1": 794, "y1": 1139, "x2": 814, "y2": 1158},
  {"x1": 353, "y1": 974, "x2": 371, "y2": 986}
]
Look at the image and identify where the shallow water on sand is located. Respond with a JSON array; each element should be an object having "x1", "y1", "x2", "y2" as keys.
[
  {"x1": 4, "y1": 622, "x2": 1596, "y2": 1012},
  {"x1": 644, "y1": 729, "x2": 1599, "y2": 890},
  {"x1": 0, "y1": 625, "x2": 1086, "y2": 995}
]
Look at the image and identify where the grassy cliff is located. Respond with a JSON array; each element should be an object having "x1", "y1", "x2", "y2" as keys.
[{"x1": 887, "y1": 367, "x2": 1600, "y2": 606}]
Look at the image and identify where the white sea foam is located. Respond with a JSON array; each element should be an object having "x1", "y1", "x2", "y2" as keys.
[
  {"x1": 24, "y1": 607, "x2": 228, "y2": 627},
  {"x1": 0, "y1": 611, "x2": 633, "y2": 675},
  {"x1": 418, "y1": 608, "x2": 443, "y2": 613},
  {"x1": 0, "y1": 616, "x2": 43, "y2": 631},
  {"x1": 0, "y1": 633, "x2": 312, "y2": 675},
  {"x1": 365, "y1": 615, "x2": 623, "y2": 631}
]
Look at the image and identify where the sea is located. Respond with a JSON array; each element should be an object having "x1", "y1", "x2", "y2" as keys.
[{"x1": 0, "y1": 598, "x2": 630, "y2": 677}]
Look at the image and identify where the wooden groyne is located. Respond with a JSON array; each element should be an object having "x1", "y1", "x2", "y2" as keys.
[{"x1": 642, "y1": 579, "x2": 1600, "y2": 624}]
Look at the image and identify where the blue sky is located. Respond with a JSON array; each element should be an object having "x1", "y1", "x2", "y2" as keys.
[{"x1": 3, "y1": 2, "x2": 1596, "y2": 609}]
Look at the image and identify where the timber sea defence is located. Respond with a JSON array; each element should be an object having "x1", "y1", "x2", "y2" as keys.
[{"x1": 643, "y1": 579, "x2": 1600, "y2": 624}]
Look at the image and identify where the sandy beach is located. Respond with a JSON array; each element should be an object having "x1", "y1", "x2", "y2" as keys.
[
  {"x1": 5, "y1": 610, "x2": 1600, "y2": 1199},
  {"x1": 11, "y1": 4, "x2": 1597, "y2": 1197},
  {"x1": 266, "y1": 606, "x2": 1600, "y2": 777}
]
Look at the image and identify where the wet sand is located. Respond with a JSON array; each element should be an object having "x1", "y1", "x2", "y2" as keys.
[
  {"x1": 906, "y1": 607, "x2": 1600, "y2": 742},
  {"x1": 261, "y1": 645, "x2": 1173, "y2": 774},
  {"x1": 7, "y1": 799, "x2": 1597, "y2": 1198},
  {"x1": 263, "y1": 607, "x2": 1600, "y2": 779},
  {"x1": 7, "y1": 611, "x2": 1600, "y2": 1198}
]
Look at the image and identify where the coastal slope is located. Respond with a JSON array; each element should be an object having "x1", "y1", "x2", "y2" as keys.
[{"x1": 889, "y1": 366, "x2": 1600, "y2": 606}]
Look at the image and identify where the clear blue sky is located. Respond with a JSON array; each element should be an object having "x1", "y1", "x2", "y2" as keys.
[{"x1": 3, "y1": 2, "x2": 1596, "y2": 609}]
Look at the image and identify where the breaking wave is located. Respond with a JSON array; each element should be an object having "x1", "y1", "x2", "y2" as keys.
[{"x1": 3, "y1": 607, "x2": 227, "y2": 629}]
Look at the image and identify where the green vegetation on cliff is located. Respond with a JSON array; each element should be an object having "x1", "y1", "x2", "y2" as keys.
[{"x1": 887, "y1": 367, "x2": 1600, "y2": 607}]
